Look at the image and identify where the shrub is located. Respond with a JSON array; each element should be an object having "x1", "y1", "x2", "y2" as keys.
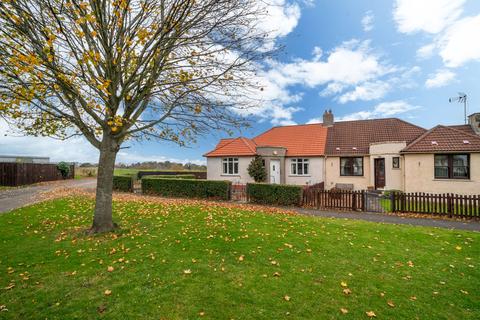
[
  {"x1": 113, "y1": 175, "x2": 133, "y2": 192},
  {"x1": 57, "y1": 162, "x2": 71, "y2": 178},
  {"x1": 146, "y1": 174, "x2": 196, "y2": 180},
  {"x1": 247, "y1": 183, "x2": 303, "y2": 206},
  {"x1": 247, "y1": 156, "x2": 267, "y2": 182},
  {"x1": 142, "y1": 178, "x2": 231, "y2": 200}
]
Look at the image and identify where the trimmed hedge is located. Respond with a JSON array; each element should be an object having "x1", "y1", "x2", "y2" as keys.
[
  {"x1": 146, "y1": 174, "x2": 196, "y2": 180},
  {"x1": 113, "y1": 175, "x2": 133, "y2": 192},
  {"x1": 142, "y1": 178, "x2": 231, "y2": 200},
  {"x1": 247, "y1": 183, "x2": 303, "y2": 206}
]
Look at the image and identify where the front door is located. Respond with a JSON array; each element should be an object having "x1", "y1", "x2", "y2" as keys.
[
  {"x1": 374, "y1": 158, "x2": 385, "y2": 189},
  {"x1": 270, "y1": 160, "x2": 280, "y2": 184}
]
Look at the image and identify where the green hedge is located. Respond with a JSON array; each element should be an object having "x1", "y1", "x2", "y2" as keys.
[
  {"x1": 113, "y1": 175, "x2": 133, "y2": 192},
  {"x1": 247, "y1": 183, "x2": 303, "y2": 206},
  {"x1": 145, "y1": 174, "x2": 196, "y2": 180},
  {"x1": 142, "y1": 178, "x2": 231, "y2": 200}
]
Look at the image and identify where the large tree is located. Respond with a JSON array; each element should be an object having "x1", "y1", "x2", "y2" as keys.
[{"x1": 0, "y1": 0, "x2": 272, "y2": 233}]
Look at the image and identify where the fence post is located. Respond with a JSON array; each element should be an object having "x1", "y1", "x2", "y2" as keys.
[
  {"x1": 447, "y1": 193, "x2": 452, "y2": 218},
  {"x1": 352, "y1": 192, "x2": 357, "y2": 211},
  {"x1": 361, "y1": 190, "x2": 366, "y2": 212},
  {"x1": 390, "y1": 192, "x2": 396, "y2": 212}
]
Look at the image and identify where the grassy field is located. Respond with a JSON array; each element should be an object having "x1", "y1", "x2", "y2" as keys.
[
  {"x1": 74, "y1": 167, "x2": 206, "y2": 180},
  {"x1": 0, "y1": 197, "x2": 478, "y2": 319}
]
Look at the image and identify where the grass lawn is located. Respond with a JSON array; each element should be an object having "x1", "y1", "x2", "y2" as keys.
[{"x1": 0, "y1": 197, "x2": 478, "y2": 319}]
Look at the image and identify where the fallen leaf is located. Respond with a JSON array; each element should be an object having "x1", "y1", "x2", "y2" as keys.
[
  {"x1": 455, "y1": 246, "x2": 462, "y2": 250},
  {"x1": 273, "y1": 272, "x2": 281, "y2": 277},
  {"x1": 366, "y1": 311, "x2": 376, "y2": 318},
  {"x1": 340, "y1": 281, "x2": 348, "y2": 287},
  {"x1": 410, "y1": 296, "x2": 417, "y2": 301},
  {"x1": 340, "y1": 308, "x2": 348, "y2": 314},
  {"x1": 407, "y1": 261, "x2": 414, "y2": 267},
  {"x1": 238, "y1": 255, "x2": 244, "y2": 262},
  {"x1": 107, "y1": 266, "x2": 114, "y2": 272},
  {"x1": 284, "y1": 295, "x2": 291, "y2": 301},
  {"x1": 104, "y1": 289, "x2": 112, "y2": 296},
  {"x1": 343, "y1": 288, "x2": 352, "y2": 295},
  {"x1": 97, "y1": 304, "x2": 107, "y2": 314},
  {"x1": 199, "y1": 311, "x2": 205, "y2": 316},
  {"x1": 387, "y1": 301, "x2": 395, "y2": 308},
  {"x1": 183, "y1": 269, "x2": 192, "y2": 275}
]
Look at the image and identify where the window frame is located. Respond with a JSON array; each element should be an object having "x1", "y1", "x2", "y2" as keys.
[
  {"x1": 392, "y1": 156, "x2": 400, "y2": 169},
  {"x1": 340, "y1": 157, "x2": 364, "y2": 176},
  {"x1": 290, "y1": 158, "x2": 310, "y2": 176},
  {"x1": 434, "y1": 154, "x2": 470, "y2": 180},
  {"x1": 222, "y1": 157, "x2": 239, "y2": 175}
]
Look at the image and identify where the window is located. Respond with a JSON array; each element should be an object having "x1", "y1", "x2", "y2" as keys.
[
  {"x1": 392, "y1": 157, "x2": 400, "y2": 169},
  {"x1": 340, "y1": 157, "x2": 363, "y2": 176},
  {"x1": 222, "y1": 158, "x2": 239, "y2": 175},
  {"x1": 434, "y1": 154, "x2": 469, "y2": 179},
  {"x1": 291, "y1": 158, "x2": 309, "y2": 175}
]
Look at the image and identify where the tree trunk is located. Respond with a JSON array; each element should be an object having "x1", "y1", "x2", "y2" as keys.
[{"x1": 90, "y1": 135, "x2": 119, "y2": 233}]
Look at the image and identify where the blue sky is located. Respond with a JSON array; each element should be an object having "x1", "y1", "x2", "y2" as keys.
[{"x1": 1, "y1": 0, "x2": 480, "y2": 164}]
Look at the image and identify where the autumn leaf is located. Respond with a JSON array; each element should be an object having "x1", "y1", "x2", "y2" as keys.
[
  {"x1": 273, "y1": 272, "x2": 281, "y2": 277},
  {"x1": 238, "y1": 255, "x2": 244, "y2": 262},
  {"x1": 340, "y1": 308, "x2": 348, "y2": 314},
  {"x1": 107, "y1": 266, "x2": 114, "y2": 272},
  {"x1": 343, "y1": 288, "x2": 352, "y2": 295},
  {"x1": 455, "y1": 246, "x2": 462, "y2": 250},
  {"x1": 410, "y1": 296, "x2": 417, "y2": 301},
  {"x1": 366, "y1": 311, "x2": 376, "y2": 317},
  {"x1": 340, "y1": 281, "x2": 348, "y2": 287},
  {"x1": 407, "y1": 261, "x2": 414, "y2": 267},
  {"x1": 387, "y1": 301, "x2": 395, "y2": 308},
  {"x1": 183, "y1": 269, "x2": 192, "y2": 275},
  {"x1": 284, "y1": 295, "x2": 291, "y2": 301},
  {"x1": 104, "y1": 289, "x2": 112, "y2": 296}
]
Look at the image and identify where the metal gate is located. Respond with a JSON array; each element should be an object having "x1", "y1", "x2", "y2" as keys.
[
  {"x1": 364, "y1": 191, "x2": 387, "y2": 213},
  {"x1": 230, "y1": 183, "x2": 247, "y2": 202}
]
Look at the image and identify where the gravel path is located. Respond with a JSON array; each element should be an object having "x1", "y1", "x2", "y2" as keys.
[{"x1": 0, "y1": 179, "x2": 96, "y2": 213}]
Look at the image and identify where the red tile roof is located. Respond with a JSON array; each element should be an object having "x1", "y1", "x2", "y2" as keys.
[
  {"x1": 402, "y1": 125, "x2": 480, "y2": 153},
  {"x1": 325, "y1": 118, "x2": 426, "y2": 155},
  {"x1": 204, "y1": 137, "x2": 257, "y2": 157},
  {"x1": 253, "y1": 124, "x2": 328, "y2": 156}
]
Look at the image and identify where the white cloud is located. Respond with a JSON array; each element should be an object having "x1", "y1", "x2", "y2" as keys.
[
  {"x1": 438, "y1": 14, "x2": 480, "y2": 67},
  {"x1": 330, "y1": 100, "x2": 420, "y2": 122},
  {"x1": 416, "y1": 43, "x2": 436, "y2": 59},
  {"x1": 393, "y1": 0, "x2": 465, "y2": 34},
  {"x1": 361, "y1": 11, "x2": 374, "y2": 32},
  {"x1": 337, "y1": 81, "x2": 391, "y2": 104},
  {"x1": 0, "y1": 121, "x2": 205, "y2": 164},
  {"x1": 425, "y1": 69, "x2": 456, "y2": 88},
  {"x1": 259, "y1": 0, "x2": 301, "y2": 39}
]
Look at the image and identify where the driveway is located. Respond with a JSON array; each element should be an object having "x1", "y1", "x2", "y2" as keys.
[{"x1": 0, "y1": 179, "x2": 96, "y2": 213}]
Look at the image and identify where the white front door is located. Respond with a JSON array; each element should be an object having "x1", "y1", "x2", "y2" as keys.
[{"x1": 270, "y1": 160, "x2": 280, "y2": 184}]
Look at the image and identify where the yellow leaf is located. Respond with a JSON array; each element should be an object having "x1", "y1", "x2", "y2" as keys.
[
  {"x1": 107, "y1": 266, "x2": 114, "y2": 272},
  {"x1": 340, "y1": 281, "x2": 348, "y2": 287},
  {"x1": 455, "y1": 246, "x2": 462, "y2": 250},
  {"x1": 387, "y1": 301, "x2": 395, "y2": 308},
  {"x1": 340, "y1": 308, "x2": 348, "y2": 314},
  {"x1": 284, "y1": 295, "x2": 291, "y2": 301},
  {"x1": 343, "y1": 288, "x2": 352, "y2": 295},
  {"x1": 183, "y1": 269, "x2": 192, "y2": 275},
  {"x1": 104, "y1": 289, "x2": 112, "y2": 296},
  {"x1": 366, "y1": 311, "x2": 376, "y2": 318},
  {"x1": 238, "y1": 255, "x2": 244, "y2": 262}
]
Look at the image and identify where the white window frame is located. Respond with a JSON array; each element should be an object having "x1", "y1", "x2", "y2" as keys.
[
  {"x1": 290, "y1": 158, "x2": 309, "y2": 176},
  {"x1": 222, "y1": 157, "x2": 239, "y2": 175}
]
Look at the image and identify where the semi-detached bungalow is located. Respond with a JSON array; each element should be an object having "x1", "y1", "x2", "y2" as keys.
[{"x1": 204, "y1": 111, "x2": 480, "y2": 195}]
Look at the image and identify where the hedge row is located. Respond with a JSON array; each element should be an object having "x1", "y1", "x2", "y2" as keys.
[
  {"x1": 145, "y1": 174, "x2": 196, "y2": 180},
  {"x1": 142, "y1": 178, "x2": 231, "y2": 200},
  {"x1": 112, "y1": 175, "x2": 134, "y2": 192},
  {"x1": 247, "y1": 183, "x2": 303, "y2": 206}
]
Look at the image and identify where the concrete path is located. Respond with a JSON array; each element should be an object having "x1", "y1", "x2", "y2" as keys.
[
  {"x1": 0, "y1": 179, "x2": 96, "y2": 213},
  {"x1": 294, "y1": 207, "x2": 480, "y2": 232}
]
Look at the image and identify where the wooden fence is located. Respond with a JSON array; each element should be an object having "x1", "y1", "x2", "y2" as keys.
[
  {"x1": 302, "y1": 188, "x2": 364, "y2": 211},
  {"x1": 391, "y1": 192, "x2": 480, "y2": 218},
  {"x1": 0, "y1": 162, "x2": 74, "y2": 186}
]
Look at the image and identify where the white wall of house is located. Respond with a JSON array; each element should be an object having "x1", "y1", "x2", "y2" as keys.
[
  {"x1": 404, "y1": 153, "x2": 480, "y2": 195},
  {"x1": 369, "y1": 142, "x2": 406, "y2": 191},
  {"x1": 285, "y1": 157, "x2": 324, "y2": 185},
  {"x1": 325, "y1": 156, "x2": 371, "y2": 190},
  {"x1": 206, "y1": 156, "x2": 255, "y2": 183}
]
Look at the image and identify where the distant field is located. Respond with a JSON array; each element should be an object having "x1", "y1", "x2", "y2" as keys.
[{"x1": 75, "y1": 167, "x2": 206, "y2": 179}]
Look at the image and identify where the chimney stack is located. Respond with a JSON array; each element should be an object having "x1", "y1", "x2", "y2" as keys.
[
  {"x1": 323, "y1": 109, "x2": 334, "y2": 127},
  {"x1": 468, "y1": 112, "x2": 480, "y2": 135}
]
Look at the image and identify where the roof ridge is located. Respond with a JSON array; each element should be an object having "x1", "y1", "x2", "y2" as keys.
[
  {"x1": 239, "y1": 136, "x2": 257, "y2": 153},
  {"x1": 204, "y1": 137, "x2": 242, "y2": 156}
]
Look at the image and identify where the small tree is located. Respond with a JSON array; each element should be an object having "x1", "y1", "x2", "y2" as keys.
[
  {"x1": 57, "y1": 161, "x2": 70, "y2": 178},
  {"x1": 247, "y1": 156, "x2": 267, "y2": 182}
]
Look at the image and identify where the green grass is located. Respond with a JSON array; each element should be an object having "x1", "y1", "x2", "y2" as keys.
[{"x1": 0, "y1": 197, "x2": 479, "y2": 319}]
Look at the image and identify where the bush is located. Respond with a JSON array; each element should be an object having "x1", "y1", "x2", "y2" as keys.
[
  {"x1": 247, "y1": 183, "x2": 303, "y2": 206},
  {"x1": 57, "y1": 162, "x2": 71, "y2": 178},
  {"x1": 113, "y1": 175, "x2": 133, "y2": 192},
  {"x1": 247, "y1": 156, "x2": 267, "y2": 182},
  {"x1": 142, "y1": 178, "x2": 231, "y2": 200},
  {"x1": 146, "y1": 174, "x2": 196, "y2": 180}
]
